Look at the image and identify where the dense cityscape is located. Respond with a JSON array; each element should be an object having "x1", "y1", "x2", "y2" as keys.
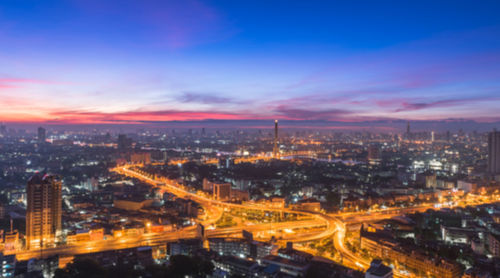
[{"x1": 0, "y1": 122, "x2": 499, "y2": 277}]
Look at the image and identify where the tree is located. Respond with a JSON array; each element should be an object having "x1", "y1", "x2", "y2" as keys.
[
  {"x1": 54, "y1": 258, "x2": 107, "y2": 278},
  {"x1": 167, "y1": 255, "x2": 214, "y2": 278},
  {"x1": 326, "y1": 192, "x2": 341, "y2": 206},
  {"x1": 144, "y1": 264, "x2": 170, "y2": 278}
]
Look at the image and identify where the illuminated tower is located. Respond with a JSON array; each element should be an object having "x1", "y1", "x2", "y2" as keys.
[
  {"x1": 488, "y1": 130, "x2": 500, "y2": 175},
  {"x1": 406, "y1": 121, "x2": 411, "y2": 140},
  {"x1": 273, "y1": 120, "x2": 279, "y2": 158},
  {"x1": 26, "y1": 174, "x2": 62, "y2": 249}
]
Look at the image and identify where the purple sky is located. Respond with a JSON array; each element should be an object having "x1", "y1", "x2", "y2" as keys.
[{"x1": 1, "y1": 0, "x2": 500, "y2": 126}]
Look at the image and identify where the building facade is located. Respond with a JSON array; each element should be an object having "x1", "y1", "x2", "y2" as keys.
[
  {"x1": 37, "y1": 127, "x2": 46, "y2": 143},
  {"x1": 26, "y1": 174, "x2": 62, "y2": 249},
  {"x1": 213, "y1": 182, "x2": 232, "y2": 201},
  {"x1": 488, "y1": 130, "x2": 500, "y2": 175},
  {"x1": 360, "y1": 231, "x2": 461, "y2": 278}
]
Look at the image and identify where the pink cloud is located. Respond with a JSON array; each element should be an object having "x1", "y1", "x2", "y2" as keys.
[
  {"x1": 0, "y1": 78, "x2": 59, "y2": 87},
  {"x1": 45, "y1": 109, "x2": 261, "y2": 124},
  {"x1": 0, "y1": 78, "x2": 54, "y2": 91}
]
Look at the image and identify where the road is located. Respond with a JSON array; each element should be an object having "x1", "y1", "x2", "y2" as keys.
[
  {"x1": 116, "y1": 165, "x2": 500, "y2": 278},
  {"x1": 11, "y1": 165, "x2": 335, "y2": 261},
  {"x1": 14, "y1": 219, "x2": 326, "y2": 261},
  {"x1": 12, "y1": 163, "x2": 499, "y2": 278},
  {"x1": 326, "y1": 193, "x2": 500, "y2": 277}
]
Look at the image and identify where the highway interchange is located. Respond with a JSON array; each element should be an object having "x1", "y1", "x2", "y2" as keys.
[{"x1": 10, "y1": 164, "x2": 500, "y2": 277}]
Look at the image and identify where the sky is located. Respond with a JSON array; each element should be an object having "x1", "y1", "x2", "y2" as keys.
[{"x1": 1, "y1": 0, "x2": 500, "y2": 127}]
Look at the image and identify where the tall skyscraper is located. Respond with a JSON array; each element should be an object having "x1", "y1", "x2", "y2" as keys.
[
  {"x1": 367, "y1": 145, "x2": 381, "y2": 165},
  {"x1": 26, "y1": 174, "x2": 62, "y2": 249},
  {"x1": 273, "y1": 120, "x2": 279, "y2": 158},
  {"x1": 488, "y1": 130, "x2": 500, "y2": 175},
  {"x1": 0, "y1": 124, "x2": 6, "y2": 136},
  {"x1": 37, "y1": 127, "x2": 46, "y2": 143},
  {"x1": 117, "y1": 134, "x2": 132, "y2": 150}
]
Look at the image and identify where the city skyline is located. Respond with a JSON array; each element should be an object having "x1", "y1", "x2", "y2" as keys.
[
  {"x1": 2, "y1": 2, "x2": 500, "y2": 277},
  {"x1": 1, "y1": 0, "x2": 500, "y2": 126}
]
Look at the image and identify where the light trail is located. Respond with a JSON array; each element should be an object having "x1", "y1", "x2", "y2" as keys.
[{"x1": 11, "y1": 163, "x2": 498, "y2": 278}]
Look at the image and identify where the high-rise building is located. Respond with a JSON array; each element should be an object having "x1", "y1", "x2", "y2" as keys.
[
  {"x1": 37, "y1": 127, "x2": 46, "y2": 143},
  {"x1": 26, "y1": 174, "x2": 62, "y2": 249},
  {"x1": 203, "y1": 178, "x2": 213, "y2": 191},
  {"x1": 117, "y1": 134, "x2": 132, "y2": 150},
  {"x1": 394, "y1": 134, "x2": 400, "y2": 147},
  {"x1": 367, "y1": 145, "x2": 380, "y2": 160},
  {"x1": 0, "y1": 124, "x2": 6, "y2": 136},
  {"x1": 488, "y1": 130, "x2": 500, "y2": 175},
  {"x1": 425, "y1": 172, "x2": 437, "y2": 188},
  {"x1": 213, "y1": 182, "x2": 231, "y2": 201},
  {"x1": 431, "y1": 131, "x2": 435, "y2": 142},
  {"x1": 367, "y1": 145, "x2": 381, "y2": 165},
  {"x1": 273, "y1": 120, "x2": 279, "y2": 158}
]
